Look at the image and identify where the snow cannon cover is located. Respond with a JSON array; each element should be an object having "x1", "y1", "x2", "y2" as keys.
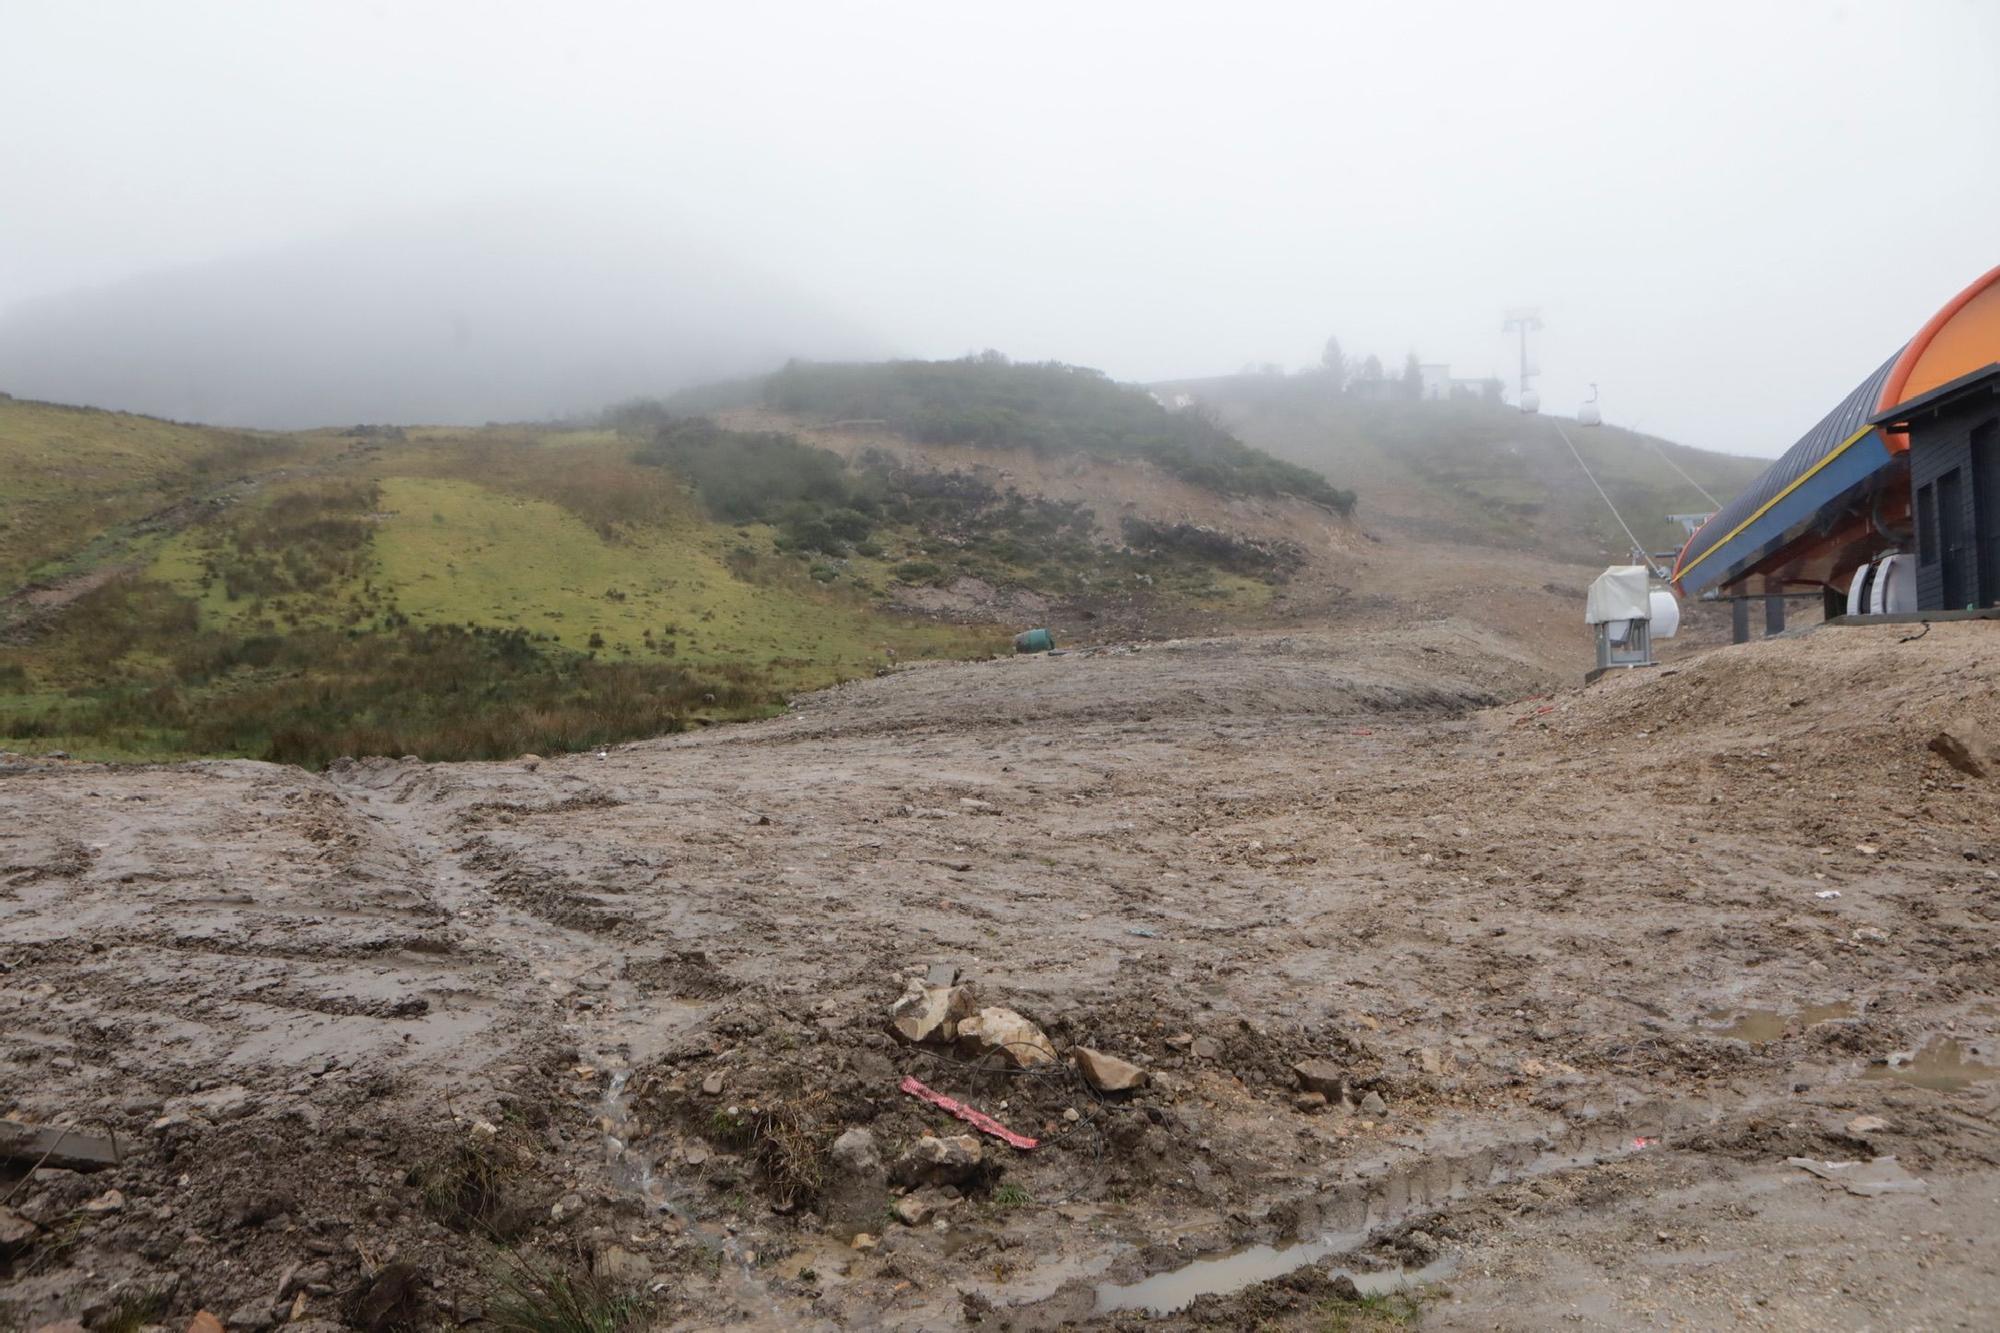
[
  {"x1": 1585, "y1": 566, "x2": 1652, "y2": 626},
  {"x1": 1647, "y1": 587, "x2": 1680, "y2": 639}
]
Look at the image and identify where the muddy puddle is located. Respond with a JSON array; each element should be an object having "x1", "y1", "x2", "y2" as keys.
[
  {"x1": 1087, "y1": 1108, "x2": 1695, "y2": 1318},
  {"x1": 1095, "y1": 1244, "x2": 1452, "y2": 1316},
  {"x1": 1703, "y1": 1002, "x2": 1856, "y2": 1042},
  {"x1": 1867, "y1": 1037, "x2": 2000, "y2": 1091}
]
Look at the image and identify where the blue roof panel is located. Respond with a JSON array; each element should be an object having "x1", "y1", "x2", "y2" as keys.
[{"x1": 1674, "y1": 351, "x2": 1902, "y2": 593}]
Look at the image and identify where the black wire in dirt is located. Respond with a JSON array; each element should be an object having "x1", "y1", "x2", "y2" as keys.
[{"x1": 729, "y1": 1035, "x2": 1116, "y2": 1203}]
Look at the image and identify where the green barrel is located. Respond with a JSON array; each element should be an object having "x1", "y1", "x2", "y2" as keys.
[{"x1": 1013, "y1": 628, "x2": 1055, "y2": 654}]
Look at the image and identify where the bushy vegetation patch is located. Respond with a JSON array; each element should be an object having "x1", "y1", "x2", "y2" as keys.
[
  {"x1": 752, "y1": 355, "x2": 1355, "y2": 511},
  {"x1": 624, "y1": 415, "x2": 883, "y2": 554},
  {"x1": 401, "y1": 433, "x2": 694, "y2": 539},
  {"x1": 1119, "y1": 517, "x2": 1304, "y2": 580},
  {"x1": 629, "y1": 417, "x2": 855, "y2": 521},
  {"x1": 199, "y1": 477, "x2": 381, "y2": 603},
  {"x1": 618, "y1": 409, "x2": 1300, "y2": 602},
  {"x1": 622, "y1": 415, "x2": 1291, "y2": 600},
  {"x1": 2, "y1": 581, "x2": 770, "y2": 766}
]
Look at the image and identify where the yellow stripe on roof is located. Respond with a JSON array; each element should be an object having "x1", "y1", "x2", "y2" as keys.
[{"x1": 1677, "y1": 424, "x2": 1879, "y2": 583}]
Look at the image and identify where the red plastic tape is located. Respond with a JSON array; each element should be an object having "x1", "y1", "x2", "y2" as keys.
[{"x1": 899, "y1": 1075, "x2": 1039, "y2": 1150}]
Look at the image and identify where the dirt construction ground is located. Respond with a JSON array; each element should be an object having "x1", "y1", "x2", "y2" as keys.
[{"x1": 4, "y1": 618, "x2": 1999, "y2": 1331}]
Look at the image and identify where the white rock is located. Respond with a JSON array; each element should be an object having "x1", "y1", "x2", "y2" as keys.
[
  {"x1": 956, "y1": 1007, "x2": 1056, "y2": 1068},
  {"x1": 1074, "y1": 1047, "x2": 1147, "y2": 1092},
  {"x1": 890, "y1": 984, "x2": 978, "y2": 1045},
  {"x1": 894, "y1": 1134, "x2": 983, "y2": 1186}
]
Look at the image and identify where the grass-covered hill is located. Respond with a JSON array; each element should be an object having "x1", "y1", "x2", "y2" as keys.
[
  {"x1": 1173, "y1": 374, "x2": 1766, "y2": 564},
  {"x1": 0, "y1": 396, "x2": 316, "y2": 594},
  {"x1": 671, "y1": 355, "x2": 1356, "y2": 513},
  {"x1": 0, "y1": 364, "x2": 1339, "y2": 766}
]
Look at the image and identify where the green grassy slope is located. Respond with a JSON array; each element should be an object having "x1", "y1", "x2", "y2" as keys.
[
  {"x1": 0, "y1": 377, "x2": 1318, "y2": 765},
  {"x1": 2, "y1": 426, "x2": 1003, "y2": 763},
  {"x1": 362, "y1": 473, "x2": 979, "y2": 681},
  {"x1": 0, "y1": 396, "x2": 316, "y2": 592},
  {"x1": 1174, "y1": 377, "x2": 1766, "y2": 564}
]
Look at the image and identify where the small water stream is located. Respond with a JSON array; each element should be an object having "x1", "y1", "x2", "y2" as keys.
[{"x1": 597, "y1": 1067, "x2": 812, "y2": 1329}]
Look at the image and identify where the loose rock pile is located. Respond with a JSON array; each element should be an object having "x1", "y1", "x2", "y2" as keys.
[{"x1": 887, "y1": 975, "x2": 1145, "y2": 1084}]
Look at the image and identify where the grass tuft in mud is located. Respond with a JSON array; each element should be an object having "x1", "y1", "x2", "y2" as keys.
[
  {"x1": 1316, "y1": 1288, "x2": 1425, "y2": 1331},
  {"x1": 488, "y1": 1261, "x2": 643, "y2": 1333},
  {"x1": 699, "y1": 1091, "x2": 836, "y2": 1209},
  {"x1": 748, "y1": 1091, "x2": 837, "y2": 1210},
  {"x1": 411, "y1": 1139, "x2": 535, "y2": 1242},
  {"x1": 91, "y1": 1289, "x2": 168, "y2": 1333}
]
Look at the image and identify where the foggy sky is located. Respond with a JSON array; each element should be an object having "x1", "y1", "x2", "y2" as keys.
[
  {"x1": 4, "y1": 1, "x2": 1996, "y2": 452},
  {"x1": 0, "y1": 208, "x2": 884, "y2": 427}
]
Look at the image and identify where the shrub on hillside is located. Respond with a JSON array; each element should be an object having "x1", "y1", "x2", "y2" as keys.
[
  {"x1": 1119, "y1": 517, "x2": 1304, "y2": 580},
  {"x1": 203, "y1": 478, "x2": 381, "y2": 602},
  {"x1": 2, "y1": 608, "x2": 771, "y2": 768},
  {"x1": 757, "y1": 356, "x2": 1355, "y2": 511},
  {"x1": 630, "y1": 417, "x2": 877, "y2": 553}
]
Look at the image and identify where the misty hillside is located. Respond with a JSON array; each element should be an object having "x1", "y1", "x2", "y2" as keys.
[
  {"x1": 0, "y1": 374, "x2": 1337, "y2": 765},
  {"x1": 1176, "y1": 374, "x2": 1767, "y2": 564},
  {"x1": 0, "y1": 354, "x2": 1761, "y2": 769},
  {"x1": 673, "y1": 356, "x2": 1356, "y2": 511},
  {"x1": 0, "y1": 211, "x2": 883, "y2": 429}
]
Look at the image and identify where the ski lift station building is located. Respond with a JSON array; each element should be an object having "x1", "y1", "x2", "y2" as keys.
[{"x1": 1673, "y1": 264, "x2": 2000, "y2": 615}]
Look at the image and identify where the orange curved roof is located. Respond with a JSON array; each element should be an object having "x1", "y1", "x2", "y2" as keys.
[{"x1": 1880, "y1": 263, "x2": 2000, "y2": 451}]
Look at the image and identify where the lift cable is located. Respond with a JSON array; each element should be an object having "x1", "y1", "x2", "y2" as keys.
[
  {"x1": 1551, "y1": 418, "x2": 1667, "y2": 577},
  {"x1": 1641, "y1": 434, "x2": 1722, "y2": 508}
]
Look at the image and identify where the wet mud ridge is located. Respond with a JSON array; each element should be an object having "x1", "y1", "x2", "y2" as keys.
[{"x1": 4, "y1": 622, "x2": 1999, "y2": 1329}]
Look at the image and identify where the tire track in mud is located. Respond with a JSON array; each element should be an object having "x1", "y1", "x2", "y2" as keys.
[
  {"x1": 326, "y1": 757, "x2": 840, "y2": 1329},
  {"x1": 7, "y1": 625, "x2": 2000, "y2": 1329}
]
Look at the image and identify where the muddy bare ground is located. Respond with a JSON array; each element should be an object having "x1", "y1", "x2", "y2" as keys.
[{"x1": 3, "y1": 621, "x2": 1998, "y2": 1330}]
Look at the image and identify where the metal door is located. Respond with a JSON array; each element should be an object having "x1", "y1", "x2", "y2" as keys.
[
  {"x1": 1938, "y1": 467, "x2": 1970, "y2": 610},
  {"x1": 1972, "y1": 420, "x2": 2000, "y2": 607}
]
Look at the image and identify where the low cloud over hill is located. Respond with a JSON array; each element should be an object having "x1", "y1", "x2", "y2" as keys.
[{"x1": 0, "y1": 207, "x2": 883, "y2": 429}]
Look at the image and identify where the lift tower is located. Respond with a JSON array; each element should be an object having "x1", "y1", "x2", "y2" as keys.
[{"x1": 1503, "y1": 307, "x2": 1543, "y2": 413}]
